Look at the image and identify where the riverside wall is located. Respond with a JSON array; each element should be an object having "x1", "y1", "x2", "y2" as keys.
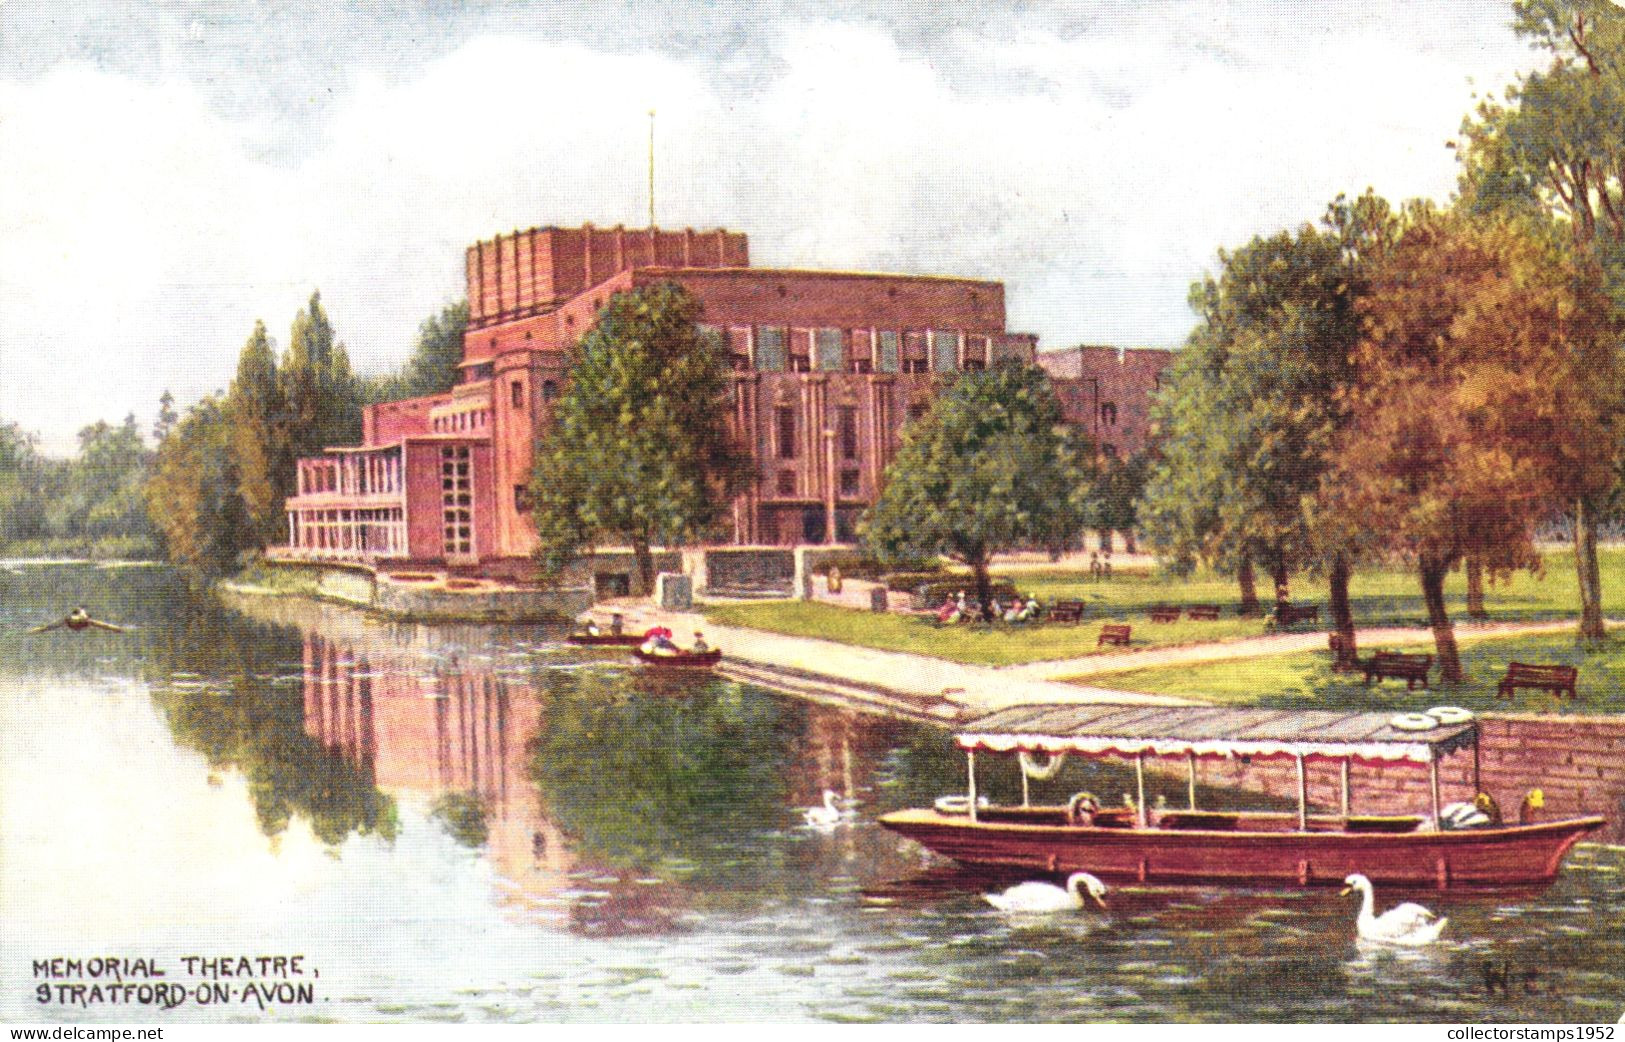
[{"x1": 1175, "y1": 714, "x2": 1625, "y2": 844}]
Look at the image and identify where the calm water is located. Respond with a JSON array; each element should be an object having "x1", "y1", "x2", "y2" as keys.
[{"x1": 1, "y1": 563, "x2": 1622, "y2": 1024}]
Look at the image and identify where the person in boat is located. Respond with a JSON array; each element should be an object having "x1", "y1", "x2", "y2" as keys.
[
  {"x1": 29, "y1": 607, "x2": 126, "y2": 634},
  {"x1": 583, "y1": 617, "x2": 602, "y2": 637},
  {"x1": 1067, "y1": 791, "x2": 1100, "y2": 826},
  {"x1": 610, "y1": 613, "x2": 624, "y2": 637},
  {"x1": 639, "y1": 627, "x2": 679, "y2": 655},
  {"x1": 690, "y1": 631, "x2": 710, "y2": 653}
]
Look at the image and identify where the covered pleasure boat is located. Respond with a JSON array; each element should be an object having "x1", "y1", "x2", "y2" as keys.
[{"x1": 879, "y1": 704, "x2": 1604, "y2": 890}]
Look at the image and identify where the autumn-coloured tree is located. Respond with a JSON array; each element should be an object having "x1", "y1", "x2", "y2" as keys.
[
  {"x1": 1457, "y1": 0, "x2": 1625, "y2": 641},
  {"x1": 1329, "y1": 207, "x2": 1615, "y2": 681}
]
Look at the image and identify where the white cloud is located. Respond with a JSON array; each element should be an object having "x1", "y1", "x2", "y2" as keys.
[{"x1": 0, "y1": 12, "x2": 1541, "y2": 453}]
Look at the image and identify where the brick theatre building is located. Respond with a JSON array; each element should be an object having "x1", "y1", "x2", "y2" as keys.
[{"x1": 279, "y1": 222, "x2": 1170, "y2": 572}]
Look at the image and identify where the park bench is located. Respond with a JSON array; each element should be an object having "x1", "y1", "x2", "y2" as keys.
[
  {"x1": 1361, "y1": 650, "x2": 1433, "y2": 690},
  {"x1": 1275, "y1": 603, "x2": 1320, "y2": 627},
  {"x1": 1497, "y1": 662, "x2": 1578, "y2": 700},
  {"x1": 1148, "y1": 605, "x2": 1181, "y2": 623},
  {"x1": 1098, "y1": 623, "x2": 1133, "y2": 647},
  {"x1": 1187, "y1": 604, "x2": 1221, "y2": 621},
  {"x1": 1050, "y1": 600, "x2": 1086, "y2": 624}
]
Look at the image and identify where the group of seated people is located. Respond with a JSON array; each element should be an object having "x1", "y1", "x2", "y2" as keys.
[
  {"x1": 637, "y1": 626, "x2": 710, "y2": 655},
  {"x1": 935, "y1": 590, "x2": 1043, "y2": 625},
  {"x1": 580, "y1": 613, "x2": 625, "y2": 637}
]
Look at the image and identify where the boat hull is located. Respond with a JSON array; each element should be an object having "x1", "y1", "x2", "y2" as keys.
[
  {"x1": 565, "y1": 633, "x2": 642, "y2": 646},
  {"x1": 631, "y1": 647, "x2": 723, "y2": 667},
  {"x1": 878, "y1": 808, "x2": 1606, "y2": 890}
]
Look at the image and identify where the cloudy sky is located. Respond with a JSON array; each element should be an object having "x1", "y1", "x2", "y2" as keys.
[{"x1": 1, "y1": 0, "x2": 1544, "y2": 454}]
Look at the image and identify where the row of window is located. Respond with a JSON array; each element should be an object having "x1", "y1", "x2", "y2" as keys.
[
  {"x1": 773, "y1": 404, "x2": 863, "y2": 461},
  {"x1": 432, "y1": 410, "x2": 489, "y2": 434},
  {"x1": 774, "y1": 469, "x2": 862, "y2": 498},
  {"x1": 714, "y1": 326, "x2": 1005, "y2": 376}
]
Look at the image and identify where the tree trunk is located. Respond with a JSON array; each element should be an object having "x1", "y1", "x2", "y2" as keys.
[
  {"x1": 1238, "y1": 554, "x2": 1260, "y2": 617},
  {"x1": 1329, "y1": 553, "x2": 1358, "y2": 671},
  {"x1": 1574, "y1": 496, "x2": 1605, "y2": 643},
  {"x1": 632, "y1": 536, "x2": 656, "y2": 598},
  {"x1": 1272, "y1": 559, "x2": 1291, "y2": 613},
  {"x1": 1420, "y1": 558, "x2": 1463, "y2": 684},
  {"x1": 1097, "y1": 529, "x2": 1113, "y2": 554},
  {"x1": 1123, "y1": 530, "x2": 1137, "y2": 554},
  {"x1": 969, "y1": 550, "x2": 993, "y2": 622},
  {"x1": 1465, "y1": 556, "x2": 1487, "y2": 621}
]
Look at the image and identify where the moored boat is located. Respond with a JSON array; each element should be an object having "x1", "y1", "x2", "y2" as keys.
[
  {"x1": 631, "y1": 647, "x2": 723, "y2": 668},
  {"x1": 879, "y1": 703, "x2": 1605, "y2": 890},
  {"x1": 565, "y1": 633, "x2": 642, "y2": 646}
]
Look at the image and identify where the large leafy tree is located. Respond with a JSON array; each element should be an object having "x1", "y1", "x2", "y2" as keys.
[
  {"x1": 146, "y1": 397, "x2": 255, "y2": 576},
  {"x1": 228, "y1": 320, "x2": 291, "y2": 548},
  {"x1": 1457, "y1": 0, "x2": 1625, "y2": 641},
  {"x1": 529, "y1": 283, "x2": 751, "y2": 593},
  {"x1": 1142, "y1": 210, "x2": 1373, "y2": 650},
  {"x1": 1327, "y1": 207, "x2": 1614, "y2": 681},
  {"x1": 862, "y1": 361, "x2": 1089, "y2": 613}
]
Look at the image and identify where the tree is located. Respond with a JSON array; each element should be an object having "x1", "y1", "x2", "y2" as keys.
[
  {"x1": 529, "y1": 283, "x2": 752, "y2": 592},
  {"x1": 1457, "y1": 0, "x2": 1625, "y2": 641},
  {"x1": 1141, "y1": 213, "x2": 1372, "y2": 649},
  {"x1": 1328, "y1": 207, "x2": 1614, "y2": 681},
  {"x1": 369, "y1": 302, "x2": 469, "y2": 402},
  {"x1": 862, "y1": 361, "x2": 1089, "y2": 614},
  {"x1": 228, "y1": 320, "x2": 290, "y2": 547},
  {"x1": 0, "y1": 421, "x2": 52, "y2": 546},
  {"x1": 1087, "y1": 452, "x2": 1149, "y2": 553},
  {"x1": 283, "y1": 290, "x2": 363, "y2": 459},
  {"x1": 145, "y1": 397, "x2": 255, "y2": 576}
]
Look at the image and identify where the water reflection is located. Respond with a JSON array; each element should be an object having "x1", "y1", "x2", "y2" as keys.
[{"x1": 3, "y1": 563, "x2": 1624, "y2": 1024}]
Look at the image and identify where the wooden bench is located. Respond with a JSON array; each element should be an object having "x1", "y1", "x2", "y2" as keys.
[
  {"x1": 1148, "y1": 605, "x2": 1181, "y2": 623},
  {"x1": 1098, "y1": 623, "x2": 1132, "y2": 647},
  {"x1": 1361, "y1": 650, "x2": 1433, "y2": 690},
  {"x1": 1049, "y1": 600, "x2": 1086, "y2": 624},
  {"x1": 1187, "y1": 604, "x2": 1221, "y2": 621},
  {"x1": 1274, "y1": 603, "x2": 1320, "y2": 627},
  {"x1": 1498, "y1": 661, "x2": 1578, "y2": 700}
]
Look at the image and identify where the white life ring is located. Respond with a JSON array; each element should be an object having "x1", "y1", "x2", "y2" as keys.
[
  {"x1": 1426, "y1": 705, "x2": 1475, "y2": 725},
  {"x1": 1389, "y1": 712, "x2": 1439, "y2": 732},
  {"x1": 933, "y1": 795, "x2": 991, "y2": 815}
]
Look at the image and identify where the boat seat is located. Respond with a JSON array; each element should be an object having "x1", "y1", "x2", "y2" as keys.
[
  {"x1": 1344, "y1": 814, "x2": 1424, "y2": 833},
  {"x1": 1158, "y1": 811, "x2": 1241, "y2": 831}
]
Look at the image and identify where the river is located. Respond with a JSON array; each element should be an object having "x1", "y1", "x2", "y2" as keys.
[{"x1": 1, "y1": 563, "x2": 1621, "y2": 1024}]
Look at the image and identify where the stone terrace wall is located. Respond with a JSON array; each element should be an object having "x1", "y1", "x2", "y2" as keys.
[{"x1": 1173, "y1": 714, "x2": 1625, "y2": 844}]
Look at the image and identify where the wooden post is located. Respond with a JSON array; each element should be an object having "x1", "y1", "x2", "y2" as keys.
[
  {"x1": 1020, "y1": 763, "x2": 1030, "y2": 808},
  {"x1": 967, "y1": 751, "x2": 978, "y2": 823},
  {"x1": 1135, "y1": 753, "x2": 1147, "y2": 828},
  {"x1": 1187, "y1": 752, "x2": 1197, "y2": 810},
  {"x1": 1472, "y1": 738, "x2": 1482, "y2": 796},
  {"x1": 1296, "y1": 754, "x2": 1308, "y2": 832},
  {"x1": 1430, "y1": 751, "x2": 1443, "y2": 832},
  {"x1": 1340, "y1": 758, "x2": 1351, "y2": 818}
]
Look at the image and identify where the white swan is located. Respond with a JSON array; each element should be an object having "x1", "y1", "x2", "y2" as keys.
[
  {"x1": 985, "y1": 872, "x2": 1108, "y2": 912},
  {"x1": 803, "y1": 789, "x2": 849, "y2": 827},
  {"x1": 1341, "y1": 873, "x2": 1447, "y2": 945}
]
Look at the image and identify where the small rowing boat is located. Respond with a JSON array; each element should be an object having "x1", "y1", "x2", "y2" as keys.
[{"x1": 631, "y1": 647, "x2": 723, "y2": 668}]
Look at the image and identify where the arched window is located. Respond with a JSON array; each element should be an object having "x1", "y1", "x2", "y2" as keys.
[
  {"x1": 1100, "y1": 402, "x2": 1118, "y2": 426},
  {"x1": 542, "y1": 380, "x2": 557, "y2": 403}
]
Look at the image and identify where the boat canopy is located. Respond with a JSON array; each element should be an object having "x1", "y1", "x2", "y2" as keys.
[{"x1": 955, "y1": 703, "x2": 1478, "y2": 766}]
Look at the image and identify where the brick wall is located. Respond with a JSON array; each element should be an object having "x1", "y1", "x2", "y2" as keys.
[{"x1": 1169, "y1": 714, "x2": 1625, "y2": 843}]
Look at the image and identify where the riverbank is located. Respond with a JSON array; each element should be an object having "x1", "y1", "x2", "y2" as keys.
[{"x1": 226, "y1": 559, "x2": 590, "y2": 623}]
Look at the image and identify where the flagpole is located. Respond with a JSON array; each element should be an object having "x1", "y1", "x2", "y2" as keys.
[{"x1": 648, "y1": 109, "x2": 656, "y2": 228}]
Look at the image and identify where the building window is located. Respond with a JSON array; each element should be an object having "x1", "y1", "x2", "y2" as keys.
[
  {"x1": 776, "y1": 406, "x2": 797, "y2": 459},
  {"x1": 875, "y1": 331, "x2": 901, "y2": 374},
  {"x1": 815, "y1": 328, "x2": 845, "y2": 372},
  {"x1": 776, "y1": 470, "x2": 796, "y2": 496},
  {"x1": 932, "y1": 330, "x2": 960, "y2": 373},
  {"x1": 838, "y1": 406, "x2": 858, "y2": 460},
  {"x1": 907, "y1": 401, "x2": 928, "y2": 422},
  {"x1": 1101, "y1": 402, "x2": 1118, "y2": 426},
  {"x1": 839, "y1": 469, "x2": 860, "y2": 497},
  {"x1": 755, "y1": 327, "x2": 787, "y2": 372},
  {"x1": 903, "y1": 358, "x2": 929, "y2": 375},
  {"x1": 511, "y1": 380, "x2": 524, "y2": 410},
  {"x1": 465, "y1": 363, "x2": 493, "y2": 383},
  {"x1": 542, "y1": 380, "x2": 557, "y2": 402},
  {"x1": 514, "y1": 484, "x2": 530, "y2": 512}
]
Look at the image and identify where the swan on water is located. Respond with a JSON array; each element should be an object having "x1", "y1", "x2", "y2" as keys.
[
  {"x1": 803, "y1": 789, "x2": 850, "y2": 827},
  {"x1": 1341, "y1": 873, "x2": 1447, "y2": 945},
  {"x1": 985, "y1": 872, "x2": 1108, "y2": 913}
]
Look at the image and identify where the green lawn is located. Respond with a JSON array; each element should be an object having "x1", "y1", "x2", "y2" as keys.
[
  {"x1": 1082, "y1": 630, "x2": 1625, "y2": 713},
  {"x1": 701, "y1": 600, "x2": 1259, "y2": 667},
  {"x1": 703, "y1": 548, "x2": 1625, "y2": 667}
]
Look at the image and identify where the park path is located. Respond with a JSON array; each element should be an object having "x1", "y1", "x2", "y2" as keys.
[{"x1": 997, "y1": 616, "x2": 1620, "y2": 681}]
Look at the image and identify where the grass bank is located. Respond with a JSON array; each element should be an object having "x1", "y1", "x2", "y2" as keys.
[{"x1": 1083, "y1": 630, "x2": 1625, "y2": 714}]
